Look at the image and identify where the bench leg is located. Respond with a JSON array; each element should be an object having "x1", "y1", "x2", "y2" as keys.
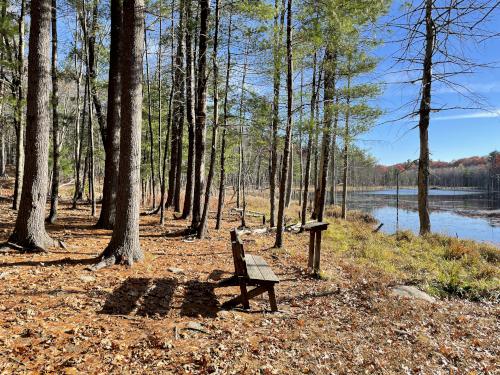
[
  {"x1": 239, "y1": 282, "x2": 250, "y2": 309},
  {"x1": 313, "y1": 231, "x2": 322, "y2": 275},
  {"x1": 307, "y1": 232, "x2": 315, "y2": 269},
  {"x1": 268, "y1": 285, "x2": 278, "y2": 312},
  {"x1": 222, "y1": 285, "x2": 269, "y2": 310}
]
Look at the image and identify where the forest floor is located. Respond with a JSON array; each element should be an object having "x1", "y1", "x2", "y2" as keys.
[{"x1": 0, "y1": 179, "x2": 498, "y2": 374}]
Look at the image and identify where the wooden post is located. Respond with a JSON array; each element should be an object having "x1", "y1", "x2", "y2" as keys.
[
  {"x1": 313, "y1": 230, "x2": 321, "y2": 275},
  {"x1": 308, "y1": 231, "x2": 315, "y2": 269}
]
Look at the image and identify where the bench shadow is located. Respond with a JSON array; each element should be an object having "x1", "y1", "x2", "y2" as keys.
[
  {"x1": 101, "y1": 277, "x2": 177, "y2": 317},
  {"x1": 180, "y1": 280, "x2": 219, "y2": 318}
]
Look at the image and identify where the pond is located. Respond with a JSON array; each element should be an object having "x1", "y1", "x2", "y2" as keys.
[{"x1": 345, "y1": 188, "x2": 500, "y2": 246}]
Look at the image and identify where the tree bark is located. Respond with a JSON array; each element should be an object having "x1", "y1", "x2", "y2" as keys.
[
  {"x1": 215, "y1": 11, "x2": 233, "y2": 229},
  {"x1": 47, "y1": 0, "x2": 60, "y2": 224},
  {"x1": 72, "y1": 14, "x2": 83, "y2": 209},
  {"x1": 317, "y1": 48, "x2": 336, "y2": 222},
  {"x1": 417, "y1": 0, "x2": 434, "y2": 235},
  {"x1": 269, "y1": 0, "x2": 286, "y2": 228},
  {"x1": 275, "y1": 0, "x2": 292, "y2": 248},
  {"x1": 341, "y1": 65, "x2": 350, "y2": 220},
  {"x1": 173, "y1": 1, "x2": 185, "y2": 213},
  {"x1": 96, "y1": 0, "x2": 122, "y2": 228},
  {"x1": 181, "y1": 0, "x2": 196, "y2": 219},
  {"x1": 191, "y1": 0, "x2": 209, "y2": 230},
  {"x1": 13, "y1": 0, "x2": 25, "y2": 210},
  {"x1": 144, "y1": 18, "x2": 156, "y2": 209},
  {"x1": 8, "y1": 0, "x2": 55, "y2": 251},
  {"x1": 197, "y1": 0, "x2": 220, "y2": 239},
  {"x1": 300, "y1": 52, "x2": 317, "y2": 229},
  {"x1": 92, "y1": 0, "x2": 144, "y2": 269}
]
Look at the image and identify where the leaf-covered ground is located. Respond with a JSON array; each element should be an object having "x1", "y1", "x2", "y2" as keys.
[{"x1": 0, "y1": 182, "x2": 498, "y2": 373}]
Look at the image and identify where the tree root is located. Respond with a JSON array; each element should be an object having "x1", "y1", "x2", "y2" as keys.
[
  {"x1": 86, "y1": 255, "x2": 117, "y2": 271},
  {"x1": 0, "y1": 242, "x2": 47, "y2": 254}
]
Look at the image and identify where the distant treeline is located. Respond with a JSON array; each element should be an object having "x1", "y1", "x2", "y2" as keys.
[{"x1": 370, "y1": 152, "x2": 500, "y2": 191}]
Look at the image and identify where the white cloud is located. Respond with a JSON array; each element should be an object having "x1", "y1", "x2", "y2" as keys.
[{"x1": 433, "y1": 109, "x2": 500, "y2": 121}]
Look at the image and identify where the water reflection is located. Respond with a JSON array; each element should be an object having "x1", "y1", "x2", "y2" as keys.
[{"x1": 347, "y1": 189, "x2": 500, "y2": 245}]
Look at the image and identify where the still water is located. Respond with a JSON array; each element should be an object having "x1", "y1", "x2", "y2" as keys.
[{"x1": 346, "y1": 189, "x2": 500, "y2": 246}]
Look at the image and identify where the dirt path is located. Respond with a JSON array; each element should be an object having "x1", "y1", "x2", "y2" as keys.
[{"x1": 0, "y1": 197, "x2": 498, "y2": 374}]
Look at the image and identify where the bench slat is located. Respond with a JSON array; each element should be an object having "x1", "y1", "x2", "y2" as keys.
[
  {"x1": 245, "y1": 254, "x2": 279, "y2": 283},
  {"x1": 303, "y1": 221, "x2": 329, "y2": 232}
]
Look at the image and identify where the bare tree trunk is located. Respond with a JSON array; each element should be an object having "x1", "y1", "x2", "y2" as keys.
[
  {"x1": 96, "y1": 0, "x2": 122, "y2": 228},
  {"x1": 197, "y1": 0, "x2": 220, "y2": 239},
  {"x1": 156, "y1": 5, "x2": 163, "y2": 199},
  {"x1": 341, "y1": 59, "x2": 351, "y2": 220},
  {"x1": 285, "y1": 141, "x2": 293, "y2": 207},
  {"x1": 181, "y1": 0, "x2": 196, "y2": 219},
  {"x1": 215, "y1": 11, "x2": 232, "y2": 229},
  {"x1": 8, "y1": 0, "x2": 55, "y2": 251},
  {"x1": 417, "y1": 0, "x2": 433, "y2": 235},
  {"x1": 269, "y1": 0, "x2": 286, "y2": 228},
  {"x1": 317, "y1": 48, "x2": 336, "y2": 222},
  {"x1": 191, "y1": 0, "x2": 209, "y2": 230},
  {"x1": 329, "y1": 94, "x2": 339, "y2": 206},
  {"x1": 47, "y1": 0, "x2": 60, "y2": 224},
  {"x1": 237, "y1": 48, "x2": 248, "y2": 219},
  {"x1": 173, "y1": 1, "x2": 185, "y2": 213},
  {"x1": 144, "y1": 19, "x2": 156, "y2": 209},
  {"x1": 91, "y1": 0, "x2": 144, "y2": 269},
  {"x1": 72, "y1": 15, "x2": 83, "y2": 209},
  {"x1": 144, "y1": 18, "x2": 156, "y2": 209},
  {"x1": 275, "y1": 0, "x2": 292, "y2": 248},
  {"x1": 300, "y1": 52, "x2": 317, "y2": 229},
  {"x1": 13, "y1": 0, "x2": 25, "y2": 210}
]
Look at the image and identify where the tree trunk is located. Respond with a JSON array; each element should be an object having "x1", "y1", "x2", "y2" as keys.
[
  {"x1": 181, "y1": 0, "x2": 196, "y2": 219},
  {"x1": 300, "y1": 52, "x2": 317, "y2": 229},
  {"x1": 47, "y1": 0, "x2": 60, "y2": 224},
  {"x1": 8, "y1": 0, "x2": 55, "y2": 251},
  {"x1": 88, "y1": 2, "x2": 106, "y2": 145},
  {"x1": 13, "y1": 0, "x2": 25, "y2": 210},
  {"x1": 237, "y1": 49, "x2": 248, "y2": 222},
  {"x1": 144, "y1": 20, "x2": 156, "y2": 210},
  {"x1": 215, "y1": 11, "x2": 232, "y2": 230},
  {"x1": 417, "y1": 0, "x2": 434, "y2": 235},
  {"x1": 92, "y1": 0, "x2": 144, "y2": 269},
  {"x1": 317, "y1": 48, "x2": 336, "y2": 222},
  {"x1": 191, "y1": 0, "x2": 209, "y2": 230},
  {"x1": 72, "y1": 15, "x2": 83, "y2": 209},
  {"x1": 285, "y1": 141, "x2": 293, "y2": 207},
  {"x1": 197, "y1": 0, "x2": 220, "y2": 239},
  {"x1": 275, "y1": 0, "x2": 292, "y2": 248},
  {"x1": 96, "y1": 0, "x2": 122, "y2": 228},
  {"x1": 173, "y1": 1, "x2": 185, "y2": 213},
  {"x1": 341, "y1": 58, "x2": 351, "y2": 220},
  {"x1": 269, "y1": 0, "x2": 286, "y2": 228}
]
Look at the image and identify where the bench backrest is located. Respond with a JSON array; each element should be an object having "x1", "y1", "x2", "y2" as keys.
[{"x1": 230, "y1": 229, "x2": 247, "y2": 277}]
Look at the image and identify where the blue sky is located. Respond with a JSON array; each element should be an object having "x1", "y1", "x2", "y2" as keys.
[{"x1": 362, "y1": 1, "x2": 500, "y2": 165}]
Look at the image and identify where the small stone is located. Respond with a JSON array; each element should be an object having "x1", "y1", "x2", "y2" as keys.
[
  {"x1": 167, "y1": 267, "x2": 185, "y2": 274},
  {"x1": 184, "y1": 321, "x2": 209, "y2": 334},
  {"x1": 79, "y1": 275, "x2": 96, "y2": 283},
  {"x1": 391, "y1": 285, "x2": 436, "y2": 303}
]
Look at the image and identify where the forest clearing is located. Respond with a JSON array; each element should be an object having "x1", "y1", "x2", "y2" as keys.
[
  {"x1": 1, "y1": 0, "x2": 500, "y2": 373},
  {"x1": 0, "y1": 178, "x2": 498, "y2": 373}
]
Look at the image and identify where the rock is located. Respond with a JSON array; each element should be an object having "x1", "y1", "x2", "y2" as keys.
[
  {"x1": 184, "y1": 321, "x2": 209, "y2": 334},
  {"x1": 391, "y1": 285, "x2": 436, "y2": 303},
  {"x1": 0, "y1": 272, "x2": 9, "y2": 279},
  {"x1": 168, "y1": 267, "x2": 185, "y2": 275},
  {"x1": 79, "y1": 275, "x2": 96, "y2": 283}
]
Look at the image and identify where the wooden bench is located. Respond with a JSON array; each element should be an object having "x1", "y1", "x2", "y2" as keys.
[
  {"x1": 303, "y1": 221, "x2": 329, "y2": 274},
  {"x1": 222, "y1": 229, "x2": 279, "y2": 312}
]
